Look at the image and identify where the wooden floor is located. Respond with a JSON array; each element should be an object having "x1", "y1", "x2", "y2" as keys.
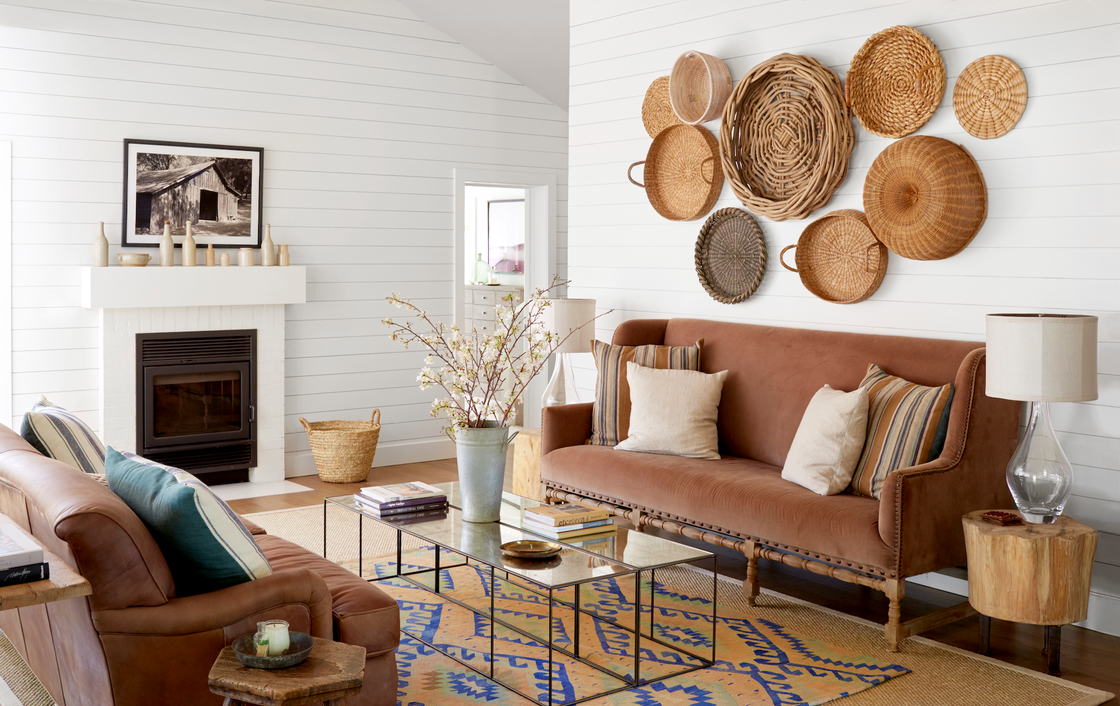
[{"x1": 228, "y1": 460, "x2": 1120, "y2": 702}]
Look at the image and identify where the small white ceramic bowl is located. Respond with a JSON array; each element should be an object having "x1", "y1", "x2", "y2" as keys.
[{"x1": 117, "y1": 253, "x2": 151, "y2": 267}]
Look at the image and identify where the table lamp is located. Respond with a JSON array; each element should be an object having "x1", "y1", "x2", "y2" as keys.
[
  {"x1": 985, "y1": 314, "x2": 1098, "y2": 524},
  {"x1": 541, "y1": 298, "x2": 596, "y2": 407}
]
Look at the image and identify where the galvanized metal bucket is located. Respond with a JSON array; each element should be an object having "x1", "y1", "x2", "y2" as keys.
[{"x1": 454, "y1": 423, "x2": 518, "y2": 523}]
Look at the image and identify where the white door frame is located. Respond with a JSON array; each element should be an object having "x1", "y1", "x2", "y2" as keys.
[
  {"x1": 0, "y1": 143, "x2": 11, "y2": 429},
  {"x1": 453, "y1": 168, "x2": 558, "y2": 431}
]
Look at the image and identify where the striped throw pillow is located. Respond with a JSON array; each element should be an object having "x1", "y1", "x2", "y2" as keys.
[
  {"x1": 105, "y1": 447, "x2": 272, "y2": 596},
  {"x1": 848, "y1": 364, "x2": 954, "y2": 499},
  {"x1": 590, "y1": 339, "x2": 702, "y2": 446},
  {"x1": 20, "y1": 396, "x2": 106, "y2": 474}
]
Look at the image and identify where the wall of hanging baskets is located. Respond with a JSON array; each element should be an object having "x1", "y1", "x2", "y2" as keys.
[{"x1": 631, "y1": 25, "x2": 1028, "y2": 306}]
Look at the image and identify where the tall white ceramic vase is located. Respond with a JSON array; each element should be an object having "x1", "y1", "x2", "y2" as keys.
[
  {"x1": 454, "y1": 423, "x2": 518, "y2": 523},
  {"x1": 93, "y1": 222, "x2": 109, "y2": 267},
  {"x1": 262, "y1": 224, "x2": 275, "y2": 266},
  {"x1": 182, "y1": 222, "x2": 197, "y2": 267},
  {"x1": 159, "y1": 221, "x2": 174, "y2": 266}
]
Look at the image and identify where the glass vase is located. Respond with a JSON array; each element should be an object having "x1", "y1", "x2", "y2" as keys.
[{"x1": 1007, "y1": 401, "x2": 1073, "y2": 524}]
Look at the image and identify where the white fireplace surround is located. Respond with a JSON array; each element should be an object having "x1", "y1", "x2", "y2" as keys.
[{"x1": 82, "y1": 267, "x2": 306, "y2": 483}]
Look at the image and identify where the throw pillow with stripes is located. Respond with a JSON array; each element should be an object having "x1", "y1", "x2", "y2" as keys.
[
  {"x1": 20, "y1": 396, "x2": 106, "y2": 474},
  {"x1": 848, "y1": 364, "x2": 954, "y2": 499},
  {"x1": 590, "y1": 339, "x2": 702, "y2": 446}
]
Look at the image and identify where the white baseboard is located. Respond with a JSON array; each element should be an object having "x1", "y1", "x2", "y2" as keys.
[
  {"x1": 908, "y1": 568, "x2": 969, "y2": 598},
  {"x1": 284, "y1": 437, "x2": 456, "y2": 478}
]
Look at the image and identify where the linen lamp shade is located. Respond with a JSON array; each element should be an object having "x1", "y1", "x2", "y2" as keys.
[
  {"x1": 543, "y1": 299, "x2": 596, "y2": 354},
  {"x1": 986, "y1": 314, "x2": 1098, "y2": 403}
]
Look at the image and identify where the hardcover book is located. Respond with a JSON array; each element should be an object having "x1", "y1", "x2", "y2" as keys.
[
  {"x1": 384, "y1": 509, "x2": 449, "y2": 526},
  {"x1": 0, "y1": 524, "x2": 44, "y2": 570},
  {"x1": 356, "y1": 498, "x2": 449, "y2": 516},
  {"x1": 522, "y1": 522, "x2": 618, "y2": 540},
  {"x1": 0, "y1": 562, "x2": 49, "y2": 587},
  {"x1": 359, "y1": 482, "x2": 445, "y2": 503},
  {"x1": 355, "y1": 492, "x2": 447, "y2": 511},
  {"x1": 521, "y1": 515, "x2": 613, "y2": 533},
  {"x1": 523, "y1": 503, "x2": 609, "y2": 527}
]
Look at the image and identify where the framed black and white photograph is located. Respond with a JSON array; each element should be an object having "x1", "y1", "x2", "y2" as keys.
[{"x1": 122, "y1": 139, "x2": 263, "y2": 248}]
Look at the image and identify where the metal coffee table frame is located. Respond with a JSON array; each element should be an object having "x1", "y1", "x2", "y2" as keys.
[{"x1": 324, "y1": 490, "x2": 716, "y2": 706}]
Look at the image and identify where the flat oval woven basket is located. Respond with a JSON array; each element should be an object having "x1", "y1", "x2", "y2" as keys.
[
  {"x1": 953, "y1": 55, "x2": 1027, "y2": 139},
  {"x1": 628, "y1": 123, "x2": 723, "y2": 221},
  {"x1": 695, "y1": 207, "x2": 767, "y2": 304},
  {"x1": 863, "y1": 136, "x2": 987, "y2": 261},
  {"x1": 719, "y1": 53, "x2": 854, "y2": 222},
  {"x1": 670, "y1": 50, "x2": 733, "y2": 125},
  {"x1": 300, "y1": 409, "x2": 380, "y2": 483},
  {"x1": 846, "y1": 26, "x2": 946, "y2": 139},
  {"x1": 780, "y1": 209, "x2": 887, "y2": 304},
  {"x1": 642, "y1": 76, "x2": 681, "y2": 138}
]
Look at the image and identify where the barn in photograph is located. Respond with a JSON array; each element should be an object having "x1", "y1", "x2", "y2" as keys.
[{"x1": 134, "y1": 161, "x2": 242, "y2": 234}]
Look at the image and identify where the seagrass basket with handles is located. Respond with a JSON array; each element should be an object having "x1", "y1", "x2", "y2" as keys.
[
  {"x1": 300, "y1": 409, "x2": 380, "y2": 483},
  {"x1": 780, "y1": 209, "x2": 888, "y2": 305}
]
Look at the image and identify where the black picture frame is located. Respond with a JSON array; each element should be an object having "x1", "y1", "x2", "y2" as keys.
[{"x1": 121, "y1": 139, "x2": 264, "y2": 248}]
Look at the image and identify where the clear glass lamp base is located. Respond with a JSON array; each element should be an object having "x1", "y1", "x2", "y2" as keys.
[{"x1": 1007, "y1": 401, "x2": 1073, "y2": 525}]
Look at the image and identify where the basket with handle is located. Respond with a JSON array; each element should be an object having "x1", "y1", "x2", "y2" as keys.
[
  {"x1": 627, "y1": 123, "x2": 722, "y2": 222},
  {"x1": 779, "y1": 209, "x2": 888, "y2": 304},
  {"x1": 300, "y1": 409, "x2": 381, "y2": 483}
]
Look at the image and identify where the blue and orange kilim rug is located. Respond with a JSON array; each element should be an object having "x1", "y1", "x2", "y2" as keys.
[{"x1": 354, "y1": 551, "x2": 909, "y2": 706}]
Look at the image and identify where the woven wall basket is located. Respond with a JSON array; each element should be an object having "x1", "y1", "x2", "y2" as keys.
[
  {"x1": 864, "y1": 136, "x2": 987, "y2": 261},
  {"x1": 628, "y1": 123, "x2": 723, "y2": 221},
  {"x1": 719, "y1": 53, "x2": 855, "y2": 222},
  {"x1": 954, "y1": 55, "x2": 1028, "y2": 139},
  {"x1": 670, "y1": 51, "x2": 733, "y2": 125},
  {"x1": 642, "y1": 76, "x2": 681, "y2": 138},
  {"x1": 695, "y1": 207, "x2": 767, "y2": 304},
  {"x1": 780, "y1": 209, "x2": 887, "y2": 304},
  {"x1": 846, "y1": 26, "x2": 946, "y2": 139}
]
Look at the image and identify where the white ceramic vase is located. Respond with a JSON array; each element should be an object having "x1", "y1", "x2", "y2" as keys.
[
  {"x1": 93, "y1": 222, "x2": 108, "y2": 267},
  {"x1": 454, "y1": 423, "x2": 518, "y2": 523},
  {"x1": 262, "y1": 225, "x2": 275, "y2": 266},
  {"x1": 238, "y1": 248, "x2": 254, "y2": 267},
  {"x1": 159, "y1": 222, "x2": 174, "y2": 267},
  {"x1": 182, "y1": 223, "x2": 196, "y2": 267}
]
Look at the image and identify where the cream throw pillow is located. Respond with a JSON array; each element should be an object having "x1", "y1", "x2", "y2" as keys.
[
  {"x1": 614, "y1": 363, "x2": 728, "y2": 460},
  {"x1": 781, "y1": 384, "x2": 869, "y2": 495}
]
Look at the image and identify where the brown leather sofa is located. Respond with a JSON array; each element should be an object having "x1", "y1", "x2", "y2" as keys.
[
  {"x1": 542, "y1": 318, "x2": 1021, "y2": 651},
  {"x1": 0, "y1": 425, "x2": 399, "y2": 706}
]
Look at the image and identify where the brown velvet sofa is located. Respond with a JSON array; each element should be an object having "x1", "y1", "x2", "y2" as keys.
[
  {"x1": 542, "y1": 318, "x2": 1021, "y2": 651},
  {"x1": 0, "y1": 424, "x2": 399, "y2": 706}
]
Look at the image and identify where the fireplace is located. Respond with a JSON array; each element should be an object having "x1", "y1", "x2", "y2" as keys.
[{"x1": 136, "y1": 330, "x2": 256, "y2": 484}]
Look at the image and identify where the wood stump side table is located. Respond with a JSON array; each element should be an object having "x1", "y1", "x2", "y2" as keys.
[
  {"x1": 962, "y1": 510, "x2": 1098, "y2": 676},
  {"x1": 512, "y1": 427, "x2": 542, "y2": 500},
  {"x1": 208, "y1": 637, "x2": 366, "y2": 706}
]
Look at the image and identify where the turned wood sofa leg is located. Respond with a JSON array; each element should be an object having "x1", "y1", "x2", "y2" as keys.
[
  {"x1": 743, "y1": 540, "x2": 760, "y2": 606},
  {"x1": 884, "y1": 578, "x2": 905, "y2": 652}
]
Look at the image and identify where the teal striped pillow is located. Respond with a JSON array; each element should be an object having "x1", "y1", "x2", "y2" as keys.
[
  {"x1": 105, "y1": 447, "x2": 272, "y2": 596},
  {"x1": 20, "y1": 396, "x2": 105, "y2": 474}
]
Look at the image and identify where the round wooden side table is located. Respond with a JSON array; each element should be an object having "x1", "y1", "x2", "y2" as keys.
[
  {"x1": 208, "y1": 636, "x2": 366, "y2": 706},
  {"x1": 962, "y1": 509, "x2": 1098, "y2": 675}
]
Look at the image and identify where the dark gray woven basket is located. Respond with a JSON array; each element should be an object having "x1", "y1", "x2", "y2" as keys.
[{"x1": 695, "y1": 208, "x2": 767, "y2": 304}]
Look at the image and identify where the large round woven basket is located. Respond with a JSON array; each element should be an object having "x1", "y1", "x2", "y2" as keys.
[
  {"x1": 695, "y1": 207, "x2": 767, "y2": 304},
  {"x1": 300, "y1": 409, "x2": 381, "y2": 483},
  {"x1": 780, "y1": 209, "x2": 887, "y2": 304},
  {"x1": 628, "y1": 123, "x2": 723, "y2": 221},
  {"x1": 954, "y1": 55, "x2": 1028, "y2": 139},
  {"x1": 719, "y1": 53, "x2": 854, "y2": 222},
  {"x1": 642, "y1": 76, "x2": 681, "y2": 138},
  {"x1": 669, "y1": 51, "x2": 733, "y2": 125},
  {"x1": 863, "y1": 136, "x2": 987, "y2": 261},
  {"x1": 846, "y1": 26, "x2": 946, "y2": 139}
]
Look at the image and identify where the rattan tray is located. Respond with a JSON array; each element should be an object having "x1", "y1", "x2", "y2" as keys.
[
  {"x1": 954, "y1": 55, "x2": 1027, "y2": 139},
  {"x1": 695, "y1": 207, "x2": 767, "y2": 304},
  {"x1": 863, "y1": 136, "x2": 987, "y2": 261},
  {"x1": 846, "y1": 26, "x2": 946, "y2": 139},
  {"x1": 780, "y1": 209, "x2": 887, "y2": 304},
  {"x1": 642, "y1": 76, "x2": 681, "y2": 138},
  {"x1": 628, "y1": 123, "x2": 723, "y2": 221}
]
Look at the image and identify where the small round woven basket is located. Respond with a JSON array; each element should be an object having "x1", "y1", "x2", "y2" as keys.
[
  {"x1": 628, "y1": 123, "x2": 723, "y2": 221},
  {"x1": 300, "y1": 409, "x2": 381, "y2": 483},
  {"x1": 669, "y1": 51, "x2": 733, "y2": 125},
  {"x1": 863, "y1": 136, "x2": 987, "y2": 261},
  {"x1": 695, "y1": 207, "x2": 767, "y2": 304},
  {"x1": 642, "y1": 76, "x2": 681, "y2": 138},
  {"x1": 719, "y1": 53, "x2": 854, "y2": 222},
  {"x1": 953, "y1": 55, "x2": 1028, "y2": 139},
  {"x1": 846, "y1": 26, "x2": 946, "y2": 139},
  {"x1": 780, "y1": 209, "x2": 887, "y2": 304}
]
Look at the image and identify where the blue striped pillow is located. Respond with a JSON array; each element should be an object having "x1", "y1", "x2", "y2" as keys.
[{"x1": 20, "y1": 396, "x2": 105, "y2": 474}]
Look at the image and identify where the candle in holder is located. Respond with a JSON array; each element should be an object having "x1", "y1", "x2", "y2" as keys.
[{"x1": 262, "y1": 619, "x2": 290, "y2": 656}]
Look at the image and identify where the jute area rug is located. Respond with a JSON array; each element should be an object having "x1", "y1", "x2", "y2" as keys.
[{"x1": 248, "y1": 505, "x2": 1114, "y2": 706}]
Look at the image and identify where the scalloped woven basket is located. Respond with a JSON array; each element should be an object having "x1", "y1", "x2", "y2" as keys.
[
  {"x1": 953, "y1": 55, "x2": 1028, "y2": 139},
  {"x1": 695, "y1": 207, "x2": 767, "y2": 304},
  {"x1": 642, "y1": 76, "x2": 681, "y2": 138},
  {"x1": 846, "y1": 25, "x2": 946, "y2": 139},
  {"x1": 780, "y1": 209, "x2": 887, "y2": 304},
  {"x1": 863, "y1": 136, "x2": 987, "y2": 261},
  {"x1": 719, "y1": 53, "x2": 854, "y2": 222},
  {"x1": 628, "y1": 123, "x2": 723, "y2": 221}
]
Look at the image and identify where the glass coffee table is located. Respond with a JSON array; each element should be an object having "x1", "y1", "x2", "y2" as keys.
[{"x1": 325, "y1": 482, "x2": 715, "y2": 706}]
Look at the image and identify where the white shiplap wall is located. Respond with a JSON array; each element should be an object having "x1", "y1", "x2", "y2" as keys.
[
  {"x1": 568, "y1": 0, "x2": 1120, "y2": 635},
  {"x1": 0, "y1": 0, "x2": 568, "y2": 474}
]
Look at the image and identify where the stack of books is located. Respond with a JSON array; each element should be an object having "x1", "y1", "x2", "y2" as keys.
[
  {"x1": 521, "y1": 502, "x2": 616, "y2": 541},
  {"x1": 0, "y1": 524, "x2": 49, "y2": 587},
  {"x1": 354, "y1": 482, "x2": 448, "y2": 525}
]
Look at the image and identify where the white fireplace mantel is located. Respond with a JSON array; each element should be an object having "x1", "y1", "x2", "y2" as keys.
[{"x1": 81, "y1": 266, "x2": 306, "y2": 309}]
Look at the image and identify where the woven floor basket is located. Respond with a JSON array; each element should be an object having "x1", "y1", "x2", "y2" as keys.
[
  {"x1": 642, "y1": 76, "x2": 681, "y2": 138},
  {"x1": 300, "y1": 409, "x2": 381, "y2": 483},
  {"x1": 846, "y1": 25, "x2": 946, "y2": 139},
  {"x1": 954, "y1": 55, "x2": 1028, "y2": 139},
  {"x1": 780, "y1": 209, "x2": 887, "y2": 304},
  {"x1": 695, "y1": 207, "x2": 767, "y2": 304},
  {"x1": 670, "y1": 50, "x2": 733, "y2": 125},
  {"x1": 628, "y1": 123, "x2": 723, "y2": 221},
  {"x1": 863, "y1": 136, "x2": 987, "y2": 261},
  {"x1": 719, "y1": 53, "x2": 854, "y2": 222}
]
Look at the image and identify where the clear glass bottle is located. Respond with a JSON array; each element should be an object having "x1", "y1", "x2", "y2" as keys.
[
  {"x1": 1007, "y1": 401, "x2": 1073, "y2": 524},
  {"x1": 252, "y1": 622, "x2": 270, "y2": 657},
  {"x1": 473, "y1": 253, "x2": 491, "y2": 284}
]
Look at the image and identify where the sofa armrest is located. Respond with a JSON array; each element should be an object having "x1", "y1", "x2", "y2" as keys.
[
  {"x1": 90, "y1": 567, "x2": 333, "y2": 638},
  {"x1": 542, "y1": 403, "x2": 593, "y2": 456},
  {"x1": 878, "y1": 348, "x2": 1021, "y2": 577},
  {"x1": 240, "y1": 515, "x2": 267, "y2": 536}
]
